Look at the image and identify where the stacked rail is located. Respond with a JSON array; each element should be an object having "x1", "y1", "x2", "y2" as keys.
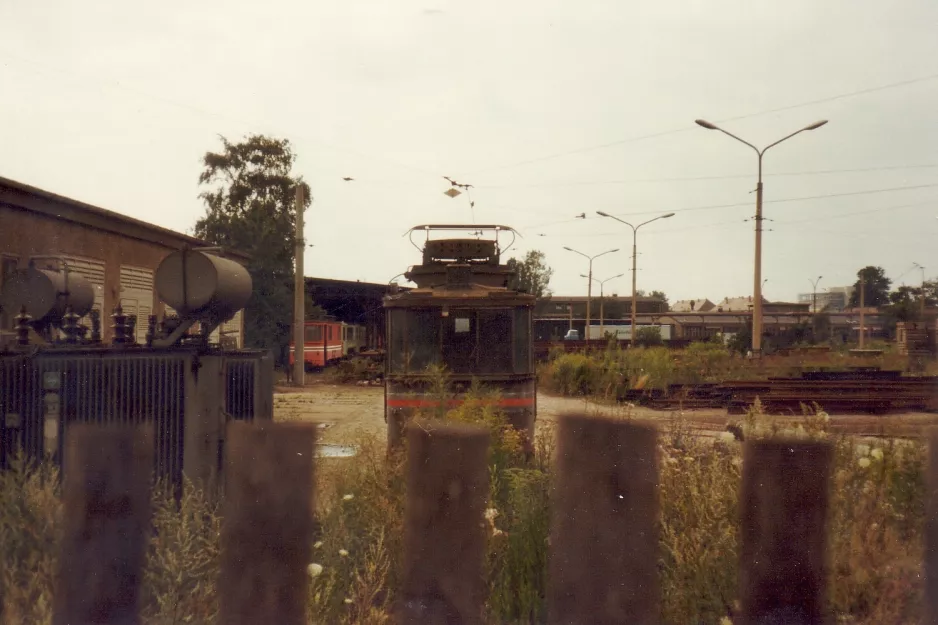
[{"x1": 619, "y1": 369, "x2": 938, "y2": 415}]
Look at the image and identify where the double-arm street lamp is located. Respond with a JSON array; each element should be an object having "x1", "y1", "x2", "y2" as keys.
[
  {"x1": 581, "y1": 273, "x2": 625, "y2": 339},
  {"x1": 809, "y1": 275, "x2": 823, "y2": 314},
  {"x1": 595, "y1": 211, "x2": 675, "y2": 341},
  {"x1": 563, "y1": 247, "x2": 619, "y2": 340},
  {"x1": 695, "y1": 118, "x2": 828, "y2": 356}
]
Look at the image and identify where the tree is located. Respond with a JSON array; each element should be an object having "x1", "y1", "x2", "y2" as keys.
[
  {"x1": 848, "y1": 266, "x2": 891, "y2": 308},
  {"x1": 507, "y1": 250, "x2": 553, "y2": 299},
  {"x1": 635, "y1": 289, "x2": 669, "y2": 311},
  {"x1": 194, "y1": 134, "x2": 319, "y2": 362}
]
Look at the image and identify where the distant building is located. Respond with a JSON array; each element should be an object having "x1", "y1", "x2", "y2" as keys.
[
  {"x1": 798, "y1": 286, "x2": 854, "y2": 313},
  {"x1": 671, "y1": 298, "x2": 715, "y2": 313},
  {"x1": 713, "y1": 295, "x2": 808, "y2": 314}
]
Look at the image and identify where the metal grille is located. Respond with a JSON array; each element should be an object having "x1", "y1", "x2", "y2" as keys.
[
  {"x1": 1, "y1": 352, "x2": 186, "y2": 485},
  {"x1": 225, "y1": 357, "x2": 256, "y2": 421},
  {"x1": 1, "y1": 348, "x2": 272, "y2": 488}
]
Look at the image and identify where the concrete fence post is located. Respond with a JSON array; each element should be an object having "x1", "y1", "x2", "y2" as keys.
[
  {"x1": 739, "y1": 439, "x2": 833, "y2": 625},
  {"x1": 549, "y1": 414, "x2": 660, "y2": 625},
  {"x1": 396, "y1": 421, "x2": 490, "y2": 625},
  {"x1": 218, "y1": 421, "x2": 317, "y2": 625},
  {"x1": 53, "y1": 424, "x2": 154, "y2": 625}
]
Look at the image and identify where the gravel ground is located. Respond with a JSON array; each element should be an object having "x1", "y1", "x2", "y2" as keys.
[{"x1": 273, "y1": 376, "x2": 938, "y2": 449}]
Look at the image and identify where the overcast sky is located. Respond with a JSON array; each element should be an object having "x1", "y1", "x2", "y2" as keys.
[{"x1": 2, "y1": 0, "x2": 937, "y2": 303}]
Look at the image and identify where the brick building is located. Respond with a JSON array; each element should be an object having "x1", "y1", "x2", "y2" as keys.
[{"x1": 0, "y1": 176, "x2": 246, "y2": 345}]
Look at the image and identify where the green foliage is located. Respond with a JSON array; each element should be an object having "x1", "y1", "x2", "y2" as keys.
[
  {"x1": 633, "y1": 325, "x2": 663, "y2": 347},
  {"x1": 727, "y1": 322, "x2": 752, "y2": 356},
  {"x1": 849, "y1": 266, "x2": 892, "y2": 308},
  {"x1": 141, "y1": 481, "x2": 221, "y2": 624},
  {"x1": 326, "y1": 357, "x2": 383, "y2": 384},
  {"x1": 506, "y1": 250, "x2": 553, "y2": 299},
  {"x1": 193, "y1": 135, "x2": 323, "y2": 363}
]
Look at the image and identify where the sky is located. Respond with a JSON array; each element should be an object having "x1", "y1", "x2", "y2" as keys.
[{"x1": 2, "y1": 0, "x2": 937, "y2": 304}]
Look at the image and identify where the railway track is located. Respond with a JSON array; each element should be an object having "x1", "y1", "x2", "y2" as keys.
[{"x1": 619, "y1": 369, "x2": 938, "y2": 429}]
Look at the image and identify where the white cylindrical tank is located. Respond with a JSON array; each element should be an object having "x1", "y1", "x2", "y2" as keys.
[
  {"x1": 0, "y1": 266, "x2": 95, "y2": 324},
  {"x1": 155, "y1": 250, "x2": 252, "y2": 321}
]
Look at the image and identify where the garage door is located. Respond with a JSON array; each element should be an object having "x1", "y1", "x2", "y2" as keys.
[
  {"x1": 120, "y1": 265, "x2": 155, "y2": 344},
  {"x1": 60, "y1": 256, "x2": 106, "y2": 331}
]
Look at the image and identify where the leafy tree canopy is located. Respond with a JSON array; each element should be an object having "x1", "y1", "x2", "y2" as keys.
[
  {"x1": 194, "y1": 134, "x2": 321, "y2": 359},
  {"x1": 848, "y1": 266, "x2": 891, "y2": 308},
  {"x1": 507, "y1": 250, "x2": 553, "y2": 299}
]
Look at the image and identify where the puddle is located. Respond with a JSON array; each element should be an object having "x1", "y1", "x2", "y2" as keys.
[{"x1": 316, "y1": 444, "x2": 358, "y2": 458}]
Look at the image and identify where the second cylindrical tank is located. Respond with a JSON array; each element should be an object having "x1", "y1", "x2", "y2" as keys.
[{"x1": 155, "y1": 250, "x2": 252, "y2": 321}]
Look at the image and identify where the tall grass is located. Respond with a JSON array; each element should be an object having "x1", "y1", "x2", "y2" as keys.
[
  {"x1": 0, "y1": 400, "x2": 928, "y2": 624},
  {"x1": 539, "y1": 341, "x2": 932, "y2": 400}
]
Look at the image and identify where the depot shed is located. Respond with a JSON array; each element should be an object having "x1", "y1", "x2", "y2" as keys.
[{"x1": 0, "y1": 176, "x2": 248, "y2": 346}]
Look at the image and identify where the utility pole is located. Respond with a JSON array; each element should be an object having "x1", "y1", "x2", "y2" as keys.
[
  {"x1": 293, "y1": 184, "x2": 306, "y2": 386},
  {"x1": 859, "y1": 274, "x2": 866, "y2": 349}
]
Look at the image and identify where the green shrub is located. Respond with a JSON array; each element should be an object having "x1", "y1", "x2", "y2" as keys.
[{"x1": 633, "y1": 326, "x2": 663, "y2": 347}]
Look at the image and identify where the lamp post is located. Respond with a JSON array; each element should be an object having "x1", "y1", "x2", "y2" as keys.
[
  {"x1": 809, "y1": 275, "x2": 823, "y2": 314},
  {"x1": 563, "y1": 247, "x2": 619, "y2": 341},
  {"x1": 913, "y1": 263, "x2": 926, "y2": 317},
  {"x1": 595, "y1": 211, "x2": 675, "y2": 345},
  {"x1": 695, "y1": 118, "x2": 828, "y2": 357},
  {"x1": 581, "y1": 273, "x2": 624, "y2": 339}
]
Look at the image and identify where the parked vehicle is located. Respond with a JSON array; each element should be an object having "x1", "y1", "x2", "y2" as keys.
[{"x1": 288, "y1": 320, "x2": 367, "y2": 370}]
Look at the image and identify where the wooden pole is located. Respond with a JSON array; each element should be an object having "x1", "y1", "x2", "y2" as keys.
[
  {"x1": 293, "y1": 184, "x2": 306, "y2": 386},
  {"x1": 739, "y1": 439, "x2": 832, "y2": 625},
  {"x1": 53, "y1": 424, "x2": 154, "y2": 625},
  {"x1": 549, "y1": 414, "x2": 660, "y2": 624},
  {"x1": 397, "y1": 422, "x2": 490, "y2": 625},
  {"x1": 218, "y1": 422, "x2": 317, "y2": 625}
]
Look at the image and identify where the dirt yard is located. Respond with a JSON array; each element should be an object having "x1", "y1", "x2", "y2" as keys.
[{"x1": 273, "y1": 376, "x2": 938, "y2": 447}]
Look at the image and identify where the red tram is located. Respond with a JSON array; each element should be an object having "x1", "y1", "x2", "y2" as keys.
[{"x1": 288, "y1": 320, "x2": 366, "y2": 370}]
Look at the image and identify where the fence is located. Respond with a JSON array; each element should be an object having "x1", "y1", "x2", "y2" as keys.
[{"x1": 44, "y1": 416, "x2": 938, "y2": 624}]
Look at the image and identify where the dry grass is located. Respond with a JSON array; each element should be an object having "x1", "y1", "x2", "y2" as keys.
[{"x1": 0, "y1": 399, "x2": 928, "y2": 624}]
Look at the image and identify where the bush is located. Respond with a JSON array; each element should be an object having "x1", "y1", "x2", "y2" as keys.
[
  {"x1": 633, "y1": 326, "x2": 663, "y2": 347},
  {"x1": 326, "y1": 357, "x2": 382, "y2": 384}
]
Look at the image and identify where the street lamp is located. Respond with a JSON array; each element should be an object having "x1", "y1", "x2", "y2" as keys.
[
  {"x1": 809, "y1": 275, "x2": 823, "y2": 314},
  {"x1": 563, "y1": 246, "x2": 619, "y2": 341},
  {"x1": 695, "y1": 118, "x2": 828, "y2": 356},
  {"x1": 595, "y1": 211, "x2": 675, "y2": 344},
  {"x1": 581, "y1": 273, "x2": 624, "y2": 339},
  {"x1": 913, "y1": 263, "x2": 926, "y2": 316}
]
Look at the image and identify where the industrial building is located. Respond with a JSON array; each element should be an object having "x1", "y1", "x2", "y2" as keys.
[
  {"x1": 0, "y1": 176, "x2": 247, "y2": 346},
  {"x1": 798, "y1": 286, "x2": 854, "y2": 312}
]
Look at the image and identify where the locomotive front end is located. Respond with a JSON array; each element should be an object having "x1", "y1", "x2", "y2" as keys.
[{"x1": 383, "y1": 225, "x2": 536, "y2": 450}]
